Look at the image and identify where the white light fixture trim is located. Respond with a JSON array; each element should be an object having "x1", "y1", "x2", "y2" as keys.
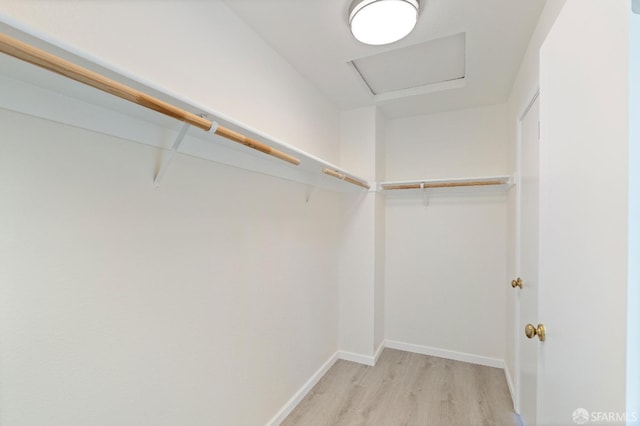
[{"x1": 349, "y1": 0, "x2": 420, "y2": 46}]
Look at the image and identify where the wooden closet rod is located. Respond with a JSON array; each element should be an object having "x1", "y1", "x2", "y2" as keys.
[
  {"x1": 382, "y1": 180, "x2": 505, "y2": 190},
  {"x1": 0, "y1": 33, "x2": 300, "y2": 166},
  {"x1": 322, "y1": 168, "x2": 370, "y2": 189},
  {"x1": 214, "y1": 126, "x2": 300, "y2": 165}
]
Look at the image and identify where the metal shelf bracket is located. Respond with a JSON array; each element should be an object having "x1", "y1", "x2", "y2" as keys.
[{"x1": 153, "y1": 120, "x2": 218, "y2": 187}]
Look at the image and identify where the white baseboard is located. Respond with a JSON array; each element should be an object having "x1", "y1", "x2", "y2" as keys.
[
  {"x1": 337, "y1": 341, "x2": 386, "y2": 367},
  {"x1": 337, "y1": 350, "x2": 375, "y2": 366},
  {"x1": 504, "y1": 362, "x2": 517, "y2": 411},
  {"x1": 384, "y1": 340, "x2": 504, "y2": 369},
  {"x1": 265, "y1": 352, "x2": 339, "y2": 426},
  {"x1": 373, "y1": 341, "x2": 385, "y2": 364}
]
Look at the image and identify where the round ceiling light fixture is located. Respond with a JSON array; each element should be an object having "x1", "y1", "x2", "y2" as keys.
[{"x1": 349, "y1": 0, "x2": 420, "y2": 46}]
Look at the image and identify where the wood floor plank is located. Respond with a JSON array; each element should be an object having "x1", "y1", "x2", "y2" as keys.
[{"x1": 281, "y1": 349, "x2": 518, "y2": 426}]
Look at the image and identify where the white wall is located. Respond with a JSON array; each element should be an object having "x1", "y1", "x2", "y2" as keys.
[
  {"x1": 385, "y1": 104, "x2": 508, "y2": 363},
  {"x1": 385, "y1": 104, "x2": 509, "y2": 180},
  {"x1": 538, "y1": 0, "x2": 629, "y2": 422},
  {"x1": 0, "y1": 0, "x2": 339, "y2": 162},
  {"x1": 338, "y1": 190, "x2": 376, "y2": 358},
  {"x1": 373, "y1": 109, "x2": 386, "y2": 353},
  {"x1": 628, "y1": 6, "x2": 640, "y2": 423},
  {"x1": 0, "y1": 108, "x2": 340, "y2": 425},
  {"x1": 0, "y1": 1, "x2": 343, "y2": 424},
  {"x1": 338, "y1": 106, "x2": 386, "y2": 361}
]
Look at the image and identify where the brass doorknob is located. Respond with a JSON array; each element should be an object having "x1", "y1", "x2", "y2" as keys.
[
  {"x1": 525, "y1": 323, "x2": 545, "y2": 341},
  {"x1": 511, "y1": 278, "x2": 523, "y2": 289}
]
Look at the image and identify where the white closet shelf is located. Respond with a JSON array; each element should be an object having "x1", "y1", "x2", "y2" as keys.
[
  {"x1": 380, "y1": 175, "x2": 514, "y2": 193},
  {"x1": 0, "y1": 22, "x2": 370, "y2": 193}
]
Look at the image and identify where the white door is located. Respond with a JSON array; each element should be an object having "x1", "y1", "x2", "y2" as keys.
[
  {"x1": 535, "y1": 0, "x2": 629, "y2": 423},
  {"x1": 512, "y1": 2, "x2": 629, "y2": 424},
  {"x1": 517, "y1": 93, "x2": 540, "y2": 426}
]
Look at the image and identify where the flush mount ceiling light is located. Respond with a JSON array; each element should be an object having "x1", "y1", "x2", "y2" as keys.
[{"x1": 349, "y1": 0, "x2": 420, "y2": 46}]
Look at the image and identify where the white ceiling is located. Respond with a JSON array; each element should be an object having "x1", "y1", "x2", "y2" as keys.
[
  {"x1": 223, "y1": 0, "x2": 546, "y2": 118},
  {"x1": 352, "y1": 32, "x2": 466, "y2": 95}
]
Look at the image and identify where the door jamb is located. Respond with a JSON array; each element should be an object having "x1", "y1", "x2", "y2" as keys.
[{"x1": 514, "y1": 89, "x2": 540, "y2": 415}]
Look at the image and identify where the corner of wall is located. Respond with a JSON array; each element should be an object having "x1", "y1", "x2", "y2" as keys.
[
  {"x1": 627, "y1": 5, "x2": 640, "y2": 422},
  {"x1": 337, "y1": 105, "x2": 386, "y2": 360}
]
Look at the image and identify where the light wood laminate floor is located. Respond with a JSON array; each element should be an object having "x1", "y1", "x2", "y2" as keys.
[{"x1": 282, "y1": 349, "x2": 518, "y2": 426}]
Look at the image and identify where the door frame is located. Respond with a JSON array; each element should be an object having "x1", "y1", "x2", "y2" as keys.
[{"x1": 513, "y1": 88, "x2": 540, "y2": 416}]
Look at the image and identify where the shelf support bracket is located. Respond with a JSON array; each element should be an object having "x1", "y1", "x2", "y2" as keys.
[
  {"x1": 154, "y1": 119, "x2": 218, "y2": 188},
  {"x1": 421, "y1": 182, "x2": 429, "y2": 206},
  {"x1": 305, "y1": 185, "x2": 316, "y2": 204},
  {"x1": 154, "y1": 122, "x2": 191, "y2": 187}
]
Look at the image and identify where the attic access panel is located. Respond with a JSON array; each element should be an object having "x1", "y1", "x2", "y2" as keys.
[{"x1": 351, "y1": 32, "x2": 465, "y2": 96}]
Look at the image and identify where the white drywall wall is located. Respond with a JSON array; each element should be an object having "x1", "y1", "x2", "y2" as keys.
[
  {"x1": 0, "y1": 0, "x2": 340, "y2": 162},
  {"x1": 0, "y1": 108, "x2": 340, "y2": 425},
  {"x1": 337, "y1": 106, "x2": 386, "y2": 360},
  {"x1": 373, "y1": 109, "x2": 387, "y2": 353},
  {"x1": 628, "y1": 5, "x2": 640, "y2": 423},
  {"x1": 338, "y1": 107, "x2": 376, "y2": 358},
  {"x1": 0, "y1": 1, "x2": 344, "y2": 424},
  {"x1": 385, "y1": 104, "x2": 508, "y2": 180},
  {"x1": 384, "y1": 104, "x2": 508, "y2": 362}
]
